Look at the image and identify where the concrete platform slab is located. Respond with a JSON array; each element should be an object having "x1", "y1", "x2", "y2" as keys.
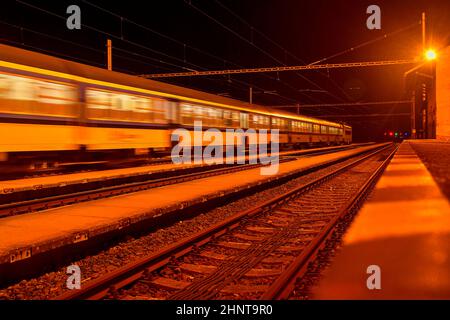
[
  {"x1": 0, "y1": 143, "x2": 383, "y2": 265},
  {"x1": 0, "y1": 144, "x2": 368, "y2": 194},
  {"x1": 312, "y1": 141, "x2": 450, "y2": 300}
]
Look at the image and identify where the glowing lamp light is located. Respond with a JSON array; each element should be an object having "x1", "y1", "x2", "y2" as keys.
[{"x1": 425, "y1": 49, "x2": 437, "y2": 61}]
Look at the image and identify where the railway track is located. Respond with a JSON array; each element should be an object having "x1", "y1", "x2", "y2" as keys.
[
  {"x1": 3, "y1": 144, "x2": 360, "y2": 181},
  {"x1": 0, "y1": 160, "x2": 291, "y2": 219},
  {"x1": 0, "y1": 144, "x2": 363, "y2": 219},
  {"x1": 55, "y1": 143, "x2": 396, "y2": 300}
]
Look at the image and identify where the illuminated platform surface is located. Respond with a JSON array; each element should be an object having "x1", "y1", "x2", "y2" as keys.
[
  {"x1": 0, "y1": 144, "x2": 381, "y2": 263},
  {"x1": 312, "y1": 140, "x2": 450, "y2": 300},
  {"x1": 0, "y1": 144, "x2": 367, "y2": 194}
]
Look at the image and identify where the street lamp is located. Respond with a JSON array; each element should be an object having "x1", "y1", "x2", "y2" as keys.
[{"x1": 425, "y1": 49, "x2": 437, "y2": 61}]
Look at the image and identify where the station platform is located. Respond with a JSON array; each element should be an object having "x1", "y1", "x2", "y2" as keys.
[
  {"x1": 0, "y1": 144, "x2": 365, "y2": 195},
  {"x1": 312, "y1": 140, "x2": 450, "y2": 300},
  {"x1": 0, "y1": 143, "x2": 381, "y2": 267}
]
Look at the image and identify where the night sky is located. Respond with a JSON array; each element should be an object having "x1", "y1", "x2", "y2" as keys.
[{"x1": 1, "y1": 0, "x2": 450, "y2": 140}]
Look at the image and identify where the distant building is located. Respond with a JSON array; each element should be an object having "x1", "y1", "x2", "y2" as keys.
[
  {"x1": 404, "y1": 52, "x2": 437, "y2": 140},
  {"x1": 436, "y1": 46, "x2": 450, "y2": 141}
]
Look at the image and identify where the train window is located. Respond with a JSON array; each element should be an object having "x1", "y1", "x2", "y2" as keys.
[
  {"x1": 291, "y1": 121, "x2": 298, "y2": 132},
  {"x1": 313, "y1": 124, "x2": 320, "y2": 133},
  {"x1": 208, "y1": 108, "x2": 223, "y2": 127},
  {"x1": 193, "y1": 105, "x2": 204, "y2": 117},
  {"x1": 321, "y1": 125, "x2": 328, "y2": 134},
  {"x1": 207, "y1": 108, "x2": 219, "y2": 119},
  {"x1": 250, "y1": 114, "x2": 258, "y2": 127},
  {"x1": 223, "y1": 110, "x2": 240, "y2": 128},
  {"x1": 151, "y1": 99, "x2": 167, "y2": 124},
  {"x1": 134, "y1": 98, "x2": 151, "y2": 114},
  {"x1": 262, "y1": 115, "x2": 270, "y2": 129},
  {"x1": 181, "y1": 104, "x2": 223, "y2": 127},
  {"x1": 0, "y1": 75, "x2": 9, "y2": 98},
  {"x1": 0, "y1": 72, "x2": 78, "y2": 118},
  {"x1": 329, "y1": 127, "x2": 339, "y2": 135},
  {"x1": 86, "y1": 88, "x2": 167, "y2": 124},
  {"x1": 271, "y1": 118, "x2": 278, "y2": 128},
  {"x1": 180, "y1": 103, "x2": 194, "y2": 125},
  {"x1": 200, "y1": 107, "x2": 221, "y2": 127},
  {"x1": 271, "y1": 117, "x2": 288, "y2": 130},
  {"x1": 250, "y1": 114, "x2": 270, "y2": 129},
  {"x1": 37, "y1": 82, "x2": 76, "y2": 105},
  {"x1": 240, "y1": 113, "x2": 249, "y2": 128},
  {"x1": 298, "y1": 122, "x2": 311, "y2": 133},
  {"x1": 7, "y1": 76, "x2": 37, "y2": 101},
  {"x1": 86, "y1": 89, "x2": 110, "y2": 110},
  {"x1": 233, "y1": 111, "x2": 240, "y2": 127},
  {"x1": 223, "y1": 110, "x2": 232, "y2": 126}
]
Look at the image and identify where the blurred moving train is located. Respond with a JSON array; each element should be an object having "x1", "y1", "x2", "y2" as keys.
[{"x1": 0, "y1": 44, "x2": 352, "y2": 171}]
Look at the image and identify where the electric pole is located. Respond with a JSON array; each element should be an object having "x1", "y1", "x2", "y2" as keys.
[{"x1": 107, "y1": 39, "x2": 112, "y2": 71}]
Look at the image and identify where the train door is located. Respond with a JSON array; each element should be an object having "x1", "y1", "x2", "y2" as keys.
[
  {"x1": 165, "y1": 100, "x2": 178, "y2": 124},
  {"x1": 239, "y1": 113, "x2": 249, "y2": 151},
  {"x1": 168, "y1": 100, "x2": 183, "y2": 152},
  {"x1": 240, "y1": 113, "x2": 249, "y2": 129}
]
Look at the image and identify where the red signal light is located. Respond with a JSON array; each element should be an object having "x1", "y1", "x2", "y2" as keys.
[{"x1": 389, "y1": 132, "x2": 393, "y2": 136}]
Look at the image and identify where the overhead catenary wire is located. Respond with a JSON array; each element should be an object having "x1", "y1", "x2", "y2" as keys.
[
  {"x1": 316, "y1": 113, "x2": 410, "y2": 118},
  {"x1": 10, "y1": 1, "x2": 421, "y2": 112},
  {"x1": 15, "y1": 0, "x2": 206, "y2": 72},
  {"x1": 80, "y1": 0, "x2": 324, "y2": 104},
  {"x1": 309, "y1": 22, "x2": 420, "y2": 65},
  {"x1": 1, "y1": 18, "x2": 298, "y2": 105},
  {"x1": 185, "y1": 0, "x2": 423, "y2": 114},
  {"x1": 275, "y1": 100, "x2": 413, "y2": 108},
  {"x1": 0, "y1": 34, "x2": 298, "y2": 106},
  {"x1": 185, "y1": 0, "x2": 344, "y2": 103},
  {"x1": 212, "y1": 0, "x2": 352, "y2": 101},
  {"x1": 12, "y1": 0, "x2": 303, "y2": 105},
  {"x1": 0, "y1": 19, "x2": 181, "y2": 74}
]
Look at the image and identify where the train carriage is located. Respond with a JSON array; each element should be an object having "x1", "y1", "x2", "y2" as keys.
[{"x1": 0, "y1": 44, "x2": 351, "y2": 170}]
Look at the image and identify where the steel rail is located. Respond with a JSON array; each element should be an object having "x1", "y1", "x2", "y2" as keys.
[
  {"x1": 0, "y1": 145, "x2": 361, "y2": 218},
  {"x1": 0, "y1": 160, "x2": 285, "y2": 219},
  {"x1": 261, "y1": 145, "x2": 399, "y2": 300},
  {"x1": 55, "y1": 143, "x2": 393, "y2": 300}
]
